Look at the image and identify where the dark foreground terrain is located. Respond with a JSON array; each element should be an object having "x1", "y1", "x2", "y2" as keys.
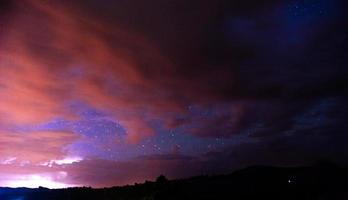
[{"x1": 1, "y1": 163, "x2": 347, "y2": 200}]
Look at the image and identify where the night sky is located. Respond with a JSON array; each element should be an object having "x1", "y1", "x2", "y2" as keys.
[{"x1": 0, "y1": 0, "x2": 347, "y2": 188}]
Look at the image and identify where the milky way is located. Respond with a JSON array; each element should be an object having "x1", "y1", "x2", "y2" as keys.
[{"x1": 0, "y1": 0, "x2": 347, "y2": 187}]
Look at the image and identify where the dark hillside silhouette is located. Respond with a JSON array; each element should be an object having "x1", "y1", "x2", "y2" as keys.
[{"x1": 0, "y1": 164, "x2": 347, "y2": 200}]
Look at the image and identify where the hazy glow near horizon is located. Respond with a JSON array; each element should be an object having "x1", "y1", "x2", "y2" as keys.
[{"x1": 3, "y1": 173, "x2": 77, "y2": 189}]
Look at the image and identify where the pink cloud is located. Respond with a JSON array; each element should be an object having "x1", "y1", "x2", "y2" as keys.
[
  {"x1": 0, "y1": 130, "x2": 79, "y2": 164},
  {"x1": 0, "y1": 0, "x2": 176, "y2": 143},
  {"x1": 0, "y1": 0, "x2": 240, "y2": 144}
]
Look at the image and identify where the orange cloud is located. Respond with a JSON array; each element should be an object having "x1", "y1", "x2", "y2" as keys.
[
  {"x1": 0, "y1": 0, "x2": 236, "y2": 144},
  {"x1": 0, "y1": 0, "x2": 183, "y2": 143},
  {"x1": 0, "y1": 130, "x2": 79, "y2": 164}
]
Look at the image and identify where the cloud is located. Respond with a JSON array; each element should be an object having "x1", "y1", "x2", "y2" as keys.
[
  {"x1": 0, "y1": 0, "x2": 242, "y2": 142},
  {"x1": 0, "y1": 0, "x2": 175, "y2": 142},
  {"x1": 0, "y1": 130, "x2": 79, "y2": 163},
  {"x1": 1, "y1": 0, "x2": 346, "y2": 143}
]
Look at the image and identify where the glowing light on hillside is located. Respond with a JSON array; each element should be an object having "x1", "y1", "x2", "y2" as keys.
[{"x1": 4, "y1": 173, "x2": 77, "y2": 189}]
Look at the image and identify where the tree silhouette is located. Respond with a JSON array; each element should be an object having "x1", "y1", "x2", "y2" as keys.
[{"x1": 155, "y1": 175, "x2": 168, "y2": 184}]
